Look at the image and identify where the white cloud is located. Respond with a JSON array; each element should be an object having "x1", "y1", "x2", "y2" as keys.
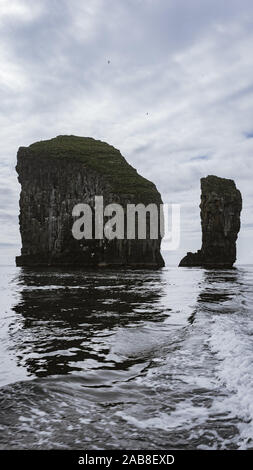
[
  {"x1": 0, "y1": 0, "x2": 42, "y2": 22},
  {"x1": 68, "y1": 0, "x2": 105, "y2": 42}
]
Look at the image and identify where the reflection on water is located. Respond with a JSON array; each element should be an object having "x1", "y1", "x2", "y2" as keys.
[
  {"x1": 188, "y1": 269, "x2": 241, "y2": 324},
  {"x1": 11, "y1": 268, "x2": 167, "y2": 378},
  {"x1": 0, "y1": 265, "x2": 253, "y2": 450}
]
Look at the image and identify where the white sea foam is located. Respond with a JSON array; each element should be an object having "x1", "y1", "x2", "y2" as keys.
[
  {"x1": 116, "y1": 400, "x2": 210, "y2": 431},
  {"x1": 208, "y1": 314, "x2": 253, "y2": 449}
]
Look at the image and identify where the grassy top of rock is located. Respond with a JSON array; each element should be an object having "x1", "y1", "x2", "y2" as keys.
[
  {"x1": 18, "y1": 135, "x2": 161, "y2": 204},
  {"x1": 201, "y1": 175, "x2": 241, "y2": 197}
]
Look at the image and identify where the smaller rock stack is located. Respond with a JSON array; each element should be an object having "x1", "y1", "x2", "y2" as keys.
[{"x1": 179, "y1": 175, "x2": 242, "y2": 268}]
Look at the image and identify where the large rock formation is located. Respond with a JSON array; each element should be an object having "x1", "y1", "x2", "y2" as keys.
[
  {"x1": 16, "y1": 135, "x2": 164, "y2": 268},
  {"x1": 179, "y1": 175, "x2": 242, "y2": 268}
]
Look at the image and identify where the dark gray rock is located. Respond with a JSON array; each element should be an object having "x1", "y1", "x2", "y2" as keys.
[
  {"x1": 179, "y1": 175, "x2": 242, "y2": 268},
  {"x1": 16, "y1": 135, "x2": 164, "y2": 268}
]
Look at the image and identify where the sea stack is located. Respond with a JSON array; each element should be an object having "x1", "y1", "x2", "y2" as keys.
[
  {"x1": 16, "y1": 135, "x2": 164, "y2": 268},
  {"x1": 179, "y1": 175, "x2": 242, "y2": 268}
]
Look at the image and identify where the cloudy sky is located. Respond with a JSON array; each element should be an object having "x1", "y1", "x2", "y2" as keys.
[{"x1": 1, "y1": 0, "x2": 253, "y2": 265}]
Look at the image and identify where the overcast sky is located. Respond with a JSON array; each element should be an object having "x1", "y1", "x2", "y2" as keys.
[{"x1": 1, "y1": 0, "x2": 253, "y2": 265}]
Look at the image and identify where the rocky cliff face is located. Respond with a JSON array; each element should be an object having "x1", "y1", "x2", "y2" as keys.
[
  {"x1": 16, "y1": 135, "x2": 164, "y2": 268},
  {"x1": 179, "y1": 175, "x2": 242, "y2": 268}
]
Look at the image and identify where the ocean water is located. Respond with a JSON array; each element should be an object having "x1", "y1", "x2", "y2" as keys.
[{"x1": 0, "y1": 262, "x2": 253, "y2": 450}]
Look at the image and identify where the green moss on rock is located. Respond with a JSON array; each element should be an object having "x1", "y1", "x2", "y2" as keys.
[
  {"x1": 19, "y1": 135, "x2": 160, "y2": 204},
  {"x1": 201, "y1": 175, "x2": 237, "y2": 195}
]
